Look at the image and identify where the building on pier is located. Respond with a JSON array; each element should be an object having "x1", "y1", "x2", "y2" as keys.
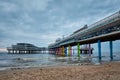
[{"x1": 7, "y1": 43, "x2": 48, "y2": 54}]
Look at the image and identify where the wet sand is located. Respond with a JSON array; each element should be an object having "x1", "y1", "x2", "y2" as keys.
[{"x1": 0, "y1": 62, "x2": 120, "y2": 80}]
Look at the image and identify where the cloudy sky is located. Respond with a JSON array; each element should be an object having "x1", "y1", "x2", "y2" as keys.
[{"x1": 0, "y1": 0, "x2": 120, "y2": 51}]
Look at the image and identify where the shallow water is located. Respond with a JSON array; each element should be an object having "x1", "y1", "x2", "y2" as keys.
[{"x1": 0, "y1": 52, "x2": 120, "y2": 70}]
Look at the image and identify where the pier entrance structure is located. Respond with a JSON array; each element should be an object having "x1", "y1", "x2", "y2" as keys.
[
  {"x1": 7, "y1": 43, "x2": 47, "y2": 54},
  {"x1": 48, "y1": 11, "x2": 120, "y2": 60}
]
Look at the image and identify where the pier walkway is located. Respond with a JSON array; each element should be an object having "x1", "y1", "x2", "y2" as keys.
[{"x1": 48, "y1": 11, "x2": 120, "y2": 60}]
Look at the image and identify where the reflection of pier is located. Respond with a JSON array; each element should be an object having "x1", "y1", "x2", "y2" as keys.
[{"x1": 7, "y1": 43, "x2": 48, "y2": 54}]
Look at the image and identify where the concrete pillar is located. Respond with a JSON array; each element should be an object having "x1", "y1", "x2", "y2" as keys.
[
  {"x1": 68, "y1": 45, "x2": 72, "y2": 56},
  {"x1": 12, "y1": 50, "x2": 14, "y2": 54},
  {"x1": 64, "y1": 47, "x2": 67, "y2": 56},
  {"x1": 98, "y1": 40, "x2": 101, "y2": 60},
  {"x1": 28, "y1": 50, "x2": 30, "y2": 54},
  {"x1": 58, "y1": 48, "x2": 60, "y2": 55},
  {"x1": 57, "y1": 48, "x2": 59, "y2": 55},
  {"x1": 88, "y1": 44, "x2": 91, "y2": 56},
  {"x1": 55, "y1": 48, "x2": 57, "y2": 55},
  {"x1": 70, "y1": 46, "x2": 72, "y2": 56},
  {"x1": 58, "y1": 48, "x2": 59, "y2": 55},
  {"x1": 8, "y1": 50, "x2": 10, "y2": 53},
  {"x1": 68, "y1": 45, "x2": 71, "y2": 56},
  {"x1": 80, "y1": 50, "x2": 82, "y2": 54},
  {"x1": 62, "y1": 46, "x2": 64, "y2": 56},
  {"x1": 73, "y1": 49, "x2": 74, "y2": 54},
  {"x1": 49, "y1": 49, "x2": 51, "y2": 54},
  {"x1": 77, "y1": 43, "x2": 80, "y2": 57},
  {"x1": 60, "y1": 47, "x2": 62, "y2": 55},
  {"x1": 109, "y1": 41, "x2": 113, "y2": 60}
]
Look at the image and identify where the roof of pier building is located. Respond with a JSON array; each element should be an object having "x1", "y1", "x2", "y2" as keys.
[
  {"x1": 7, "y1": 43, "x2": 39, "y2": 51},
  {"x1": 72, "y1": 25, "x2": 88, "y2": 34}
]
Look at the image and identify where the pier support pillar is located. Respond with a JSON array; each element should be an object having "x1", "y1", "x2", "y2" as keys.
[
  {"x1": 60, "y1": 47, "x2": 62, "y2": 55},
  {"x1": 70, "y1": 46, "x2": 72, "y2": 56},
  {"x1": 88, "y1": 44, "x2": 91, "y2": 56},
  {"x1": 57, "y1": 48, "x2": 59, "y2": 55},
  {"x1": 109, "y1": 41, "x2": 113, "y2": 60},
  {"x1": 68, "y1": 45, "x2": 70, "y2": 56},
  {"x1": 59, "y1": 47, "x2": 61, "y2": 55},
  {"x1": 77, "y1": 43, "x2": 80, "y2": 57},
  {"x1": 62, "y1": 46, "x2": 65, "y2": 56},
  {"x1": 13, "y1": 50, "x2": 14, "y2": 53},
  {"x1": 73, "y1": 49, "x2": 74, "y2": 54},
  {"x1": 64, "y1": 47, "x2": 67, "y2": 56},
  {"x1": 8, "y1": 50, "x2": 10, "y2": 53},
  {"x1": 50, "y1": 49, "x2": 52, "y2": 54},
  {"x1": 55, "y1": 48, "x2": 57, "y2": 55},
  {"x1": 68, "y1": 45, "x2": 72, "y2": 56},
  {"x1": 98, "y1": 40, "x2": 101, "y2": 60}
]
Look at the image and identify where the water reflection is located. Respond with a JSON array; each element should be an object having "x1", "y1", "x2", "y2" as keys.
[{"x1": 0, "y1": 52, "x2": 120, "y2": 70}]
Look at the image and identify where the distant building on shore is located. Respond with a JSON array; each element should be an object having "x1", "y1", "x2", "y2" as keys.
[{"x1": 7, "y1": 43, "x2": 48, "y2": 54}]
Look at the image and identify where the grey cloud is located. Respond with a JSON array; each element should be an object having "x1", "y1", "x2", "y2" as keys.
[{"x1": 0, "y1": 0, "x2": 120, "y2": 48}]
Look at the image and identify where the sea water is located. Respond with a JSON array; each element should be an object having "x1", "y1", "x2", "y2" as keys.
[{"x1": 0, "y1": 52, "x2": 120, "y2": 70}]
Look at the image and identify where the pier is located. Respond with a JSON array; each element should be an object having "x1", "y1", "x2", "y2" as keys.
[
  {"x1": 7, "y1": 43, "x2": 48, "y2": 54},
  {"x1": 48, "y1": 11, "x2": 120, "y2": 60}
]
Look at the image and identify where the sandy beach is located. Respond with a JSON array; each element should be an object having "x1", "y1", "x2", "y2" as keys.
[{"x1": 0, "y1": 62, "x2": 120, "y2": 80}]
